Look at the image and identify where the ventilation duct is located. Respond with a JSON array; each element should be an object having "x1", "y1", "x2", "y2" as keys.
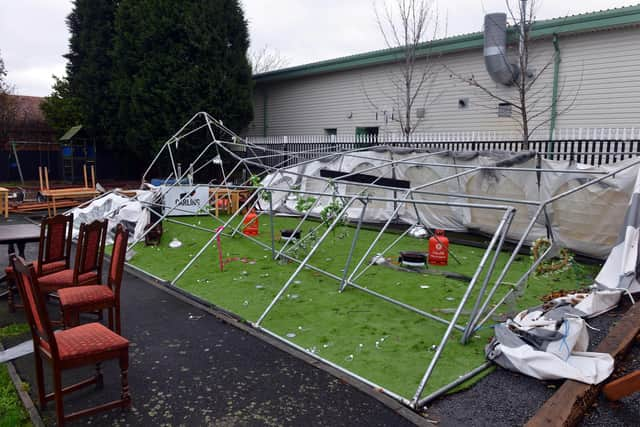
[{"x1": 484, "y1": 13, "x2": 519, "y2": 86}]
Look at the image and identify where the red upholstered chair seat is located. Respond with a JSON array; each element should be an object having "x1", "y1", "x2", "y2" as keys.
[
  {"x1": 54, "y1": 323, "x2": 128, "y2": 362},
  {"x1": 58, "y1": 285, "x2": 114, "y2": 311},
  {"x1": 37, "y1": 269, "x2": 98, "y2": 292},
  {"x1": 5, "y1": 260, "x2": 67, "y2": 277}
]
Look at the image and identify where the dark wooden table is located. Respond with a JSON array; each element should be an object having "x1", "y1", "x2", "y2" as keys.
[
  {"x1": 0, "y1": 223, "x2": 41, "y2": 257},
  {"x1": 0, "y1": 224, "x2": 41, "y2": 293}
]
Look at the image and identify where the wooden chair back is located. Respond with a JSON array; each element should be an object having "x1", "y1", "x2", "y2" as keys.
[
  {"x1": 37, "y1": 214, "x2": 74, "y2": 276},
  {"x1": 108, "y1": 225, "x2": 129, "y2": 300},
  {"x1": 74, "y1": 220, "x2": 108, "y2": 283},
  {"x1": 11, "y1": 256, "x2": 59, "y2": 358}
]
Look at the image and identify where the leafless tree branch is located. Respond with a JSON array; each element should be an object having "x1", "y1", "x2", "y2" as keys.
[{"x1": 249, "y1": 45, "x2": 290, "y2": 74}]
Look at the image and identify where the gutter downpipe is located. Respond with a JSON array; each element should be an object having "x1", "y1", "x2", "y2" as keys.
[{"x1": 548, "y1": 34, "x2": 561, "y2": 157}]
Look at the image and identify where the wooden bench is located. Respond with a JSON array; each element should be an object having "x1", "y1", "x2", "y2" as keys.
[{"x1": 39, "y1": 165, "x2": 99, "y2": 216}]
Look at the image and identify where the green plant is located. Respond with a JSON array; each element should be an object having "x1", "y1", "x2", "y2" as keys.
[
  {"x1": 320, "y1": 199, "x2": 344, "y2": 227},
  {"x1": 0, "y1": 324, "x2": 30, "y2": 339},
  {"x1": 249, "y1": 174, "x2": 271, "y2": 202},
  {"x1": 285, "y1": 229, "x2": 319, "y2": 260},
  {"x1": 295, "y1": 196, "x2": 316, "y2": 213},
  {"x1": 0, "y1": 325, "x2": 31, "y2": 427}
]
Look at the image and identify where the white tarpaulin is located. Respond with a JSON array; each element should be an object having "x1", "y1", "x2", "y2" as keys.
[
  {"x1": 261, "y1": 148, "x2": 640, "y2": 258},
  {"x1": 69, "y1": 190, "x2": 156, "y2": 244},
  {"x1": 595, "y1": 167, "x2": 640, "y2": 292},
  {"x1": 486, "y1": 303, "x2": 615, "y2": 384}
]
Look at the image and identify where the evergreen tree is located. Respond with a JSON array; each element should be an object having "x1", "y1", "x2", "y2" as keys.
[
  {"x1": 41, "y1": 76, "x2": 83, "y2": 138},
  {"x1": 112, "y1": 0, "x2": 253, "y2": 161},
  {"x1": 65, "y1": 0, "x2": 118, "y2": 147}
]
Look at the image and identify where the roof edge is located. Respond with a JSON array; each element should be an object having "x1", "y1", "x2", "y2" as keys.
[{"x1": 254, "y1": 4, "x2": 640, "y2": 83}]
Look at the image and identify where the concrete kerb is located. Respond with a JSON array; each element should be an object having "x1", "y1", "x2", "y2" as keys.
[{"x1": 121, "y1": 260, "x2": 435, "y2": 426}]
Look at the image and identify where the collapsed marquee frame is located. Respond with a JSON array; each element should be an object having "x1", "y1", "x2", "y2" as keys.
[{"x1": 103, "y1": 112, "x2": 640, "y2": 410}]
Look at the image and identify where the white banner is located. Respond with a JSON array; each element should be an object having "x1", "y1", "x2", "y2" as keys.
[{"x1": 161, "y1": 185, "x2": 209, "y2": 216}]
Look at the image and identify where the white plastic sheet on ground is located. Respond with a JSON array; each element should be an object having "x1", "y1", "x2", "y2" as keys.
[
  {"x1": 487, "y1": 306, "x2": 614, "y2": 384},
  {"x1": 69, "y1": 190, "x2": 156, "y2": 244}
]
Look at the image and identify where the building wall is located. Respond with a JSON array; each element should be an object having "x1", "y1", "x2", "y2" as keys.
[
  {"x1": 554, "y1": 26, "x2": 640, "y2": 131},
  {"x1": 246, "y1": 25, "x2": 640, "y2": 139}
]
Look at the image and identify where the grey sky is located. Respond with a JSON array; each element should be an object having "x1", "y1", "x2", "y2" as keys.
[{"x1": 0, "y1": 0, "x2": 637, "y2": 96}]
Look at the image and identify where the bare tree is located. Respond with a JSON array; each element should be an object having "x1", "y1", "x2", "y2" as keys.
[
  {"x1": 249, "y1": 45, "x2": 290, "y2": 74},
  {"x1": 0, "y1": 51, "x2": 18, "y2": 145},
  {"x1": 446, "y1": 0, "x2": 580, "y2": 148},
  {"x1": 363, "y1": 0, "x2": 442, "y2": 142}
]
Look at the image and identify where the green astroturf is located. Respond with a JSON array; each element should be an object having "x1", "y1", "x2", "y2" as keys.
[{"x1": 128, "y1": 214, "x2": 601, "y2": 399}]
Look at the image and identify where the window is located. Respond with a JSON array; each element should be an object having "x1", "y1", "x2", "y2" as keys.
[
  {"x1": 355, "y1": 127, "x2": 379, "y2": 147},
  {"x1": 498, "y1": 102, "x2": 512, "y2": 118},
  {"x1": 324, "y1": 128, "x2": 337, "y2": 136},
  {"x1": 355, "y1": 127, "x2": 379, "y2": 137}
]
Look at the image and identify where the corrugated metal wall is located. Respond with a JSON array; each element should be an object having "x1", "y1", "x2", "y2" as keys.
[{"x1": 247, "y1": 26, "x2": 640, "y2": 139}]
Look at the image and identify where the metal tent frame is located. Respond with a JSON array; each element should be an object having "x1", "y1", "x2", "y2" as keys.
[{"x1": 84, "y1": 112, "x2": 640, "y2": 410}]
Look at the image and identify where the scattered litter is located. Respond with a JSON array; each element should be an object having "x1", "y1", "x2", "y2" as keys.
[
  {"x1": 420, "y1": 285, "x2": 430, "y2": 289},
  {"x1": 325, "y1": 257, "x2": 332, "y2": 262},
  {"x1": 294, "y1": 280, "x2": 302, "y2": 285},
  {"x1": 188, "y1": 314, "x2": 203, "y2": 320},
  {"x1": 242, "y1": 300, "x2": 249, "y2": 306},
  {"x1": 446, "y1": 296, "x2": 455, "y2": 301},
  {"x1": 290, "y1": 294, "x2": 299, "y2": 299},
  {"x1": 345, "y1": 354, "x2": 354, "y2": 362},
  {"x1": 375, "y1": 340, "x2": 381, "y2": 349},
  {"x1": 409, "y1": 224, "x2": 428, "y2": 238},
  {"x1": 255, "y1": 285, "x2": 264, "y2": 289},
  {"x1": 286, "y1": 333, "x2": 296, "y2": 338},
  {"x1": 260, "y1": 273, "x2": 270, "y2": 278},
  {"x1": 249, "y1": 261, "x2": 256, "y2": 265},
  {"x1": 241, "y1": 271, "x2": 248, "y2": 276}
]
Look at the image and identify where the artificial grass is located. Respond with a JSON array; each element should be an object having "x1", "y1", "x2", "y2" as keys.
[
  {"x1": 128, "y1": 214, "x2": 600, "y2": 399},
  {"x1": 0, "y1": 324, "x2": 32, "y2": 427}
]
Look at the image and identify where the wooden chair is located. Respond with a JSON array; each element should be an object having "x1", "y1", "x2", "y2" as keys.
[
  {"x1": 11, "y1": 256, "x2": 131, "y2": 426},
  {"x1": 4, "y1": 214, "x2": 74, "y2": 312},
  {"x1": 144, "y1": 207, "x2": 163, "y2": 246},
  {"x1": 38, "y1": 219, "x2": 107, "y2": 293},
  {"x1": 59, "y1": 225, "x2": 129, "y2": 334}
]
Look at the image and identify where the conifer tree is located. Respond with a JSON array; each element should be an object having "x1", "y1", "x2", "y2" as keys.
[
  {"x1": 64, "y1": 0, "x2": 118, "y2": 147},
  {"x1": 112, "y1": 0, "x2": 254, "y2": 160}
]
